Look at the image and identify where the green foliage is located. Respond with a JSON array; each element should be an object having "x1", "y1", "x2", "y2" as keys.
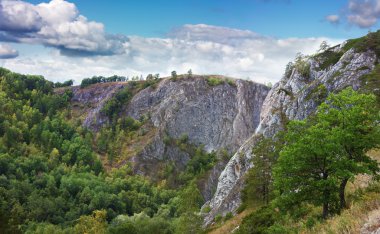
[
  {"x1": 224, "y1": 212, "x2": 233, "y2": 221},
  {"x1": 316, "y1": 50, "x2": 344, "y2": 71},
  {"x1": 343, "y1": 30, "x2": 380, "y2": 56},
  {"x1": 206, "y1": 77, "x2": 224, "y2": 86},
  {"x1": 206, "y1": 76, "x2": 236, "y2": 87},
  {"x1": 214, "y1": 214, "x2": 222, "y2": 223},
  {"x1": 360, "y1": 63, "x2": 380, "y2": 106},
  {"x1": 0, "y1": 69, "x2": 181, "y2": 233},
  {"x1": 274, "y1": 88, "x2": 380, "y2": 218},
  {"x1": 171, "y1": 71, "x2": 177, "y2": 81},
  {"x1": 294, "y1": 53, "x2": 311, "y2": 78},
  {"x1": 101, "y1": 87, "x2": 133, "y2": 122},
  {"x1": 305, "y1": 84, "x2": 328, "y2": 103},
  {"x1": 187, "y1": 69, "x2": 192, "y2": 78},
  {"x1": 242, "y1": 134, "x2": 283, "y2": 206},
  {"x1": 207, "y1": 77, "x2": 224, "y2": 86},
  {"x1": 162, "y1": 135, "x2": 217, "y2": 187},
  {"x1": 80, "y1": 75, "x2": 127, "y2": 88},
  {"x1": 54, "y1": 79, "x2": 74, "y2": 88},
  {"x1": 236, "y1": 206, "x2": 278, "y2": 234}
]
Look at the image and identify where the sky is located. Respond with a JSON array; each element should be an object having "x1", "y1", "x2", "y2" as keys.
[{"x1": 0, "y1": 0, "x2": 379, "y2": 84}]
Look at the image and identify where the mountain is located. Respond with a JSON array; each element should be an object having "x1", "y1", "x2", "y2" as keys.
[
  {"x1": 0, "y1": 31, "x2": 379, "y2": 233},
  {"x1": 203, "y1": 32, "x2": 380, "y2": 228},
  {"x1": 60, "y1": 75, "x2": 269, "y2": 200}
]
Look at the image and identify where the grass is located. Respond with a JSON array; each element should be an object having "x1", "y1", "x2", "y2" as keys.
[
  {"x1": 207, "y1": 209, "x2": 255, "y2": 234},
  {"x1": 303, "y1": 183, "x2": 380, "y2": 234},
  {"x1": 360, "y1": 64, "x2": 380, "y2": 106},
  {"x1": 228, "y1": 150, "x2": 380, "y2": 234},
  {"x1": 316, "y1": 50, "x2": 344, "y2": 71},
  {"x1": 295, "y1": 150, "x2": 380, "y2": 234}
]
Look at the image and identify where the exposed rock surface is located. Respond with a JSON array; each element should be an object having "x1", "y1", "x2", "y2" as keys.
[
  {"x1": 361, "y1": 208, "x2": 380, "y2": 234},
  {"x1": 203, "y1": 46, "x2": 378, "y2": 225},
  {"x1": 66, "y1": 76, "x2": 269, "y2": 199}
]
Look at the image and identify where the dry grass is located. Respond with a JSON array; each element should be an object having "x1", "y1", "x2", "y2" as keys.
[
  {"x1": 207, "y1": 209, "x2": 255, "y2": 234},
  {"x1": 301, "y1": 149, "x2": 380, "y2": 234},
  {"x1": 302, "y1": 189, "x2": 380, "y2": 234}
]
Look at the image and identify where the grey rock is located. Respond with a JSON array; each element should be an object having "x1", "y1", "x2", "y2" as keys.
[
  {"x1": 67, "y1": 76, "x2": 269, "y2": 199},
  {"x1": 203, "y1": 46, "x2": 377, "y2": 226}
]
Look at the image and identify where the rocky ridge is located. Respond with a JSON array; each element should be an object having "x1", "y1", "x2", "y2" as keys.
[
  {"x1": 202, "y1": 44, "x2": 378, "y2": 225},
  {"x1": 66, "y1": 76, "x2": 269, "y2": 200}
]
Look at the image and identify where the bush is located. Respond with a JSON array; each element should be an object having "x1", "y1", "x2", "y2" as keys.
[
  {"x1": 206, "y1": 77, "x2": 224, "y2": 86},
  {"x1": 224, "y1": 212, "x2": 233, "y2": 221},
  {"x1": 214, "y1": 214, "x2": 222, "y2": 223},
  {"x1": 236, "y1": 206, "x2": 277, "y2": 234}
]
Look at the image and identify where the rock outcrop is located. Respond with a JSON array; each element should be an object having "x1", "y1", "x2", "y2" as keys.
[
  {"x1": 66, "y1": 76, "x2": 269, "y2": 200},
  {"x1": 203, "y1": 45, "x2": 378, "y2": 225}
]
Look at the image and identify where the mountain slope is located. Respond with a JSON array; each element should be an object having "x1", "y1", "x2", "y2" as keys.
[
  {"x1": 203, "y1": 34, "x2": 380, "y2": 225},
  {"x1": 62, "y1": 75, "x2": 269, "y2": 200}
]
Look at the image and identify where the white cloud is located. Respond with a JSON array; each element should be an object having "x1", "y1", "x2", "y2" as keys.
[
  {"x1": 326, "y1": 15, "x2": 340, "y2": 24},
  {"x1": 0, "y1": 44, "x2": 18, "y2": 59},
  {"x1": 0, "y1": 0, "x2": 127, "y2": 56},
  {"x1": 347, "y1": 0, "x2": 380, "y2": 28},
  {"x1": 0, "y1": 1, "x2": 344, "y2": 84},
  {"x1": 2, "y1": 24, "x2": 343, "y2": 85}
]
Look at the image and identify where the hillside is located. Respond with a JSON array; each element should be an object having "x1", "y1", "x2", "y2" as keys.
[
  {"x1": 0, "y1": 30, "x2": 379, "y2": 234},
  {"x1": 204, "y1": 31, "x2": 380, "y2": 233}
]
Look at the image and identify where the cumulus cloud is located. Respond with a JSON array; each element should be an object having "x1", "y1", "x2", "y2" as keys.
[
  {"x1": 326, "y1": 15, "x2": 340, "y2": 24},
  {"x1": 3, "y1": 24, "x2": 343, "y2": 84},
  {"x1": 0, "y1": 0, "x2": 127, "y2": 56},
  {"x1": 0, "y1": 44, "x2": 18, "y2": 59},
  {"x1": 346, "y1": 0, "x2": 380, "y2": 28}
]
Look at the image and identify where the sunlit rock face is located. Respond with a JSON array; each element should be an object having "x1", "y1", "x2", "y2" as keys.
[
  {"x1": 203, "y1": 45, "x2": 377, "y2": 226},
  {"x1": 67, "y1": 76, "x2": 269, "y2": 200}
]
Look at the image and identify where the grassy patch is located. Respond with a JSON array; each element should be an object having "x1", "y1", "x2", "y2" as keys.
[
  {"x1": 207, "y1": 77, "x2": 225, "y2": 86},
  {"x1": 359, "y1": 64, "x2": 380, "y2": 106},
  {"x1": 305, "y1": 84, "x2": 328, "y2": 103},
  {"x1": 316, "y1": 50, "x2": 344, "y2": 71},
  {"x1": 206, "y1": 76, "x2": 236, "y2": 87}
]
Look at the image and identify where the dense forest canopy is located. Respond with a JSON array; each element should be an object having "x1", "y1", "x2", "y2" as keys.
[{"x1": 0, "y1": 68, "x2": 209, "y2": 234}]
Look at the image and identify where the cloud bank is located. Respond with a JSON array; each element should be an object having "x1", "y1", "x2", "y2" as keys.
[{"x1": 0, "y1": 0, "x2": 343, "y2": 84}]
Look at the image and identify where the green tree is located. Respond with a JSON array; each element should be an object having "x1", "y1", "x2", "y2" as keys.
[
  {"x1": 243, "y1": 134, "x2": 283, "y2": 206},
  {"x1": 274, "y1": 88, "x2": 380, "y2": 218},
  {"x1": 317, "y1": 87, "x2": 380, "y2": 209},
  {"x1": 171, "y1": 71, "x2": 177, "y2": 81},
  {"x1": 187, "y1": 69, "x2": 192, "y2": 78}
]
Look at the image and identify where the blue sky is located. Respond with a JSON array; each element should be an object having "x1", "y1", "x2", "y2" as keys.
[
  {"x1": 24, "y1": 0, "x2": 373, "y2": 38},
  {"x1": 0, "y1": 0, "x2": 379, "y2": 83}
]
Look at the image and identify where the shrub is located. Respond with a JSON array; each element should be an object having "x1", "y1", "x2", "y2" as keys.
[
  {"x1": 206, "y1": 77, "x2": 224, "y2": 86},
  {"x1": 224, "y1": 212, "x2": 233, "y2": 221},
  {"x1": 202, "y1": 206, "x2": 211, "y2": 213},
  {"x1": 237, "y1": 206, "x2": 277, "y2": 234},
  {"x1": 214, "y1": 214, "x2": 222, "y2": 223}
]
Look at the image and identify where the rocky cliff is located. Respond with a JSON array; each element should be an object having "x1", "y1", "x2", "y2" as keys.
[
  {"x1": 203, "y1": 42, "x2": 378, "y2": 225},
  {"x1": 65, "y1": 75, "x2": 269, "y2": 200}
]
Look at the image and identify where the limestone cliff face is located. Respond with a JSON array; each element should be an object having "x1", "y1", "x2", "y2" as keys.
[
  {"x1": 67, "y1": 76, "x2": 269, "y2": 201},
  {"x1": 203, "y1": 45, "x2": 378, "y2": 225}
]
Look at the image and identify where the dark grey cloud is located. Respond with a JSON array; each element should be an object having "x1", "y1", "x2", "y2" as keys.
[
  {"x1": 0, "y1": 44, "x2": 18, "y2": 59},
  {"x1": 0, "y1": 0, "x2": 127, "y2": 56}
]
